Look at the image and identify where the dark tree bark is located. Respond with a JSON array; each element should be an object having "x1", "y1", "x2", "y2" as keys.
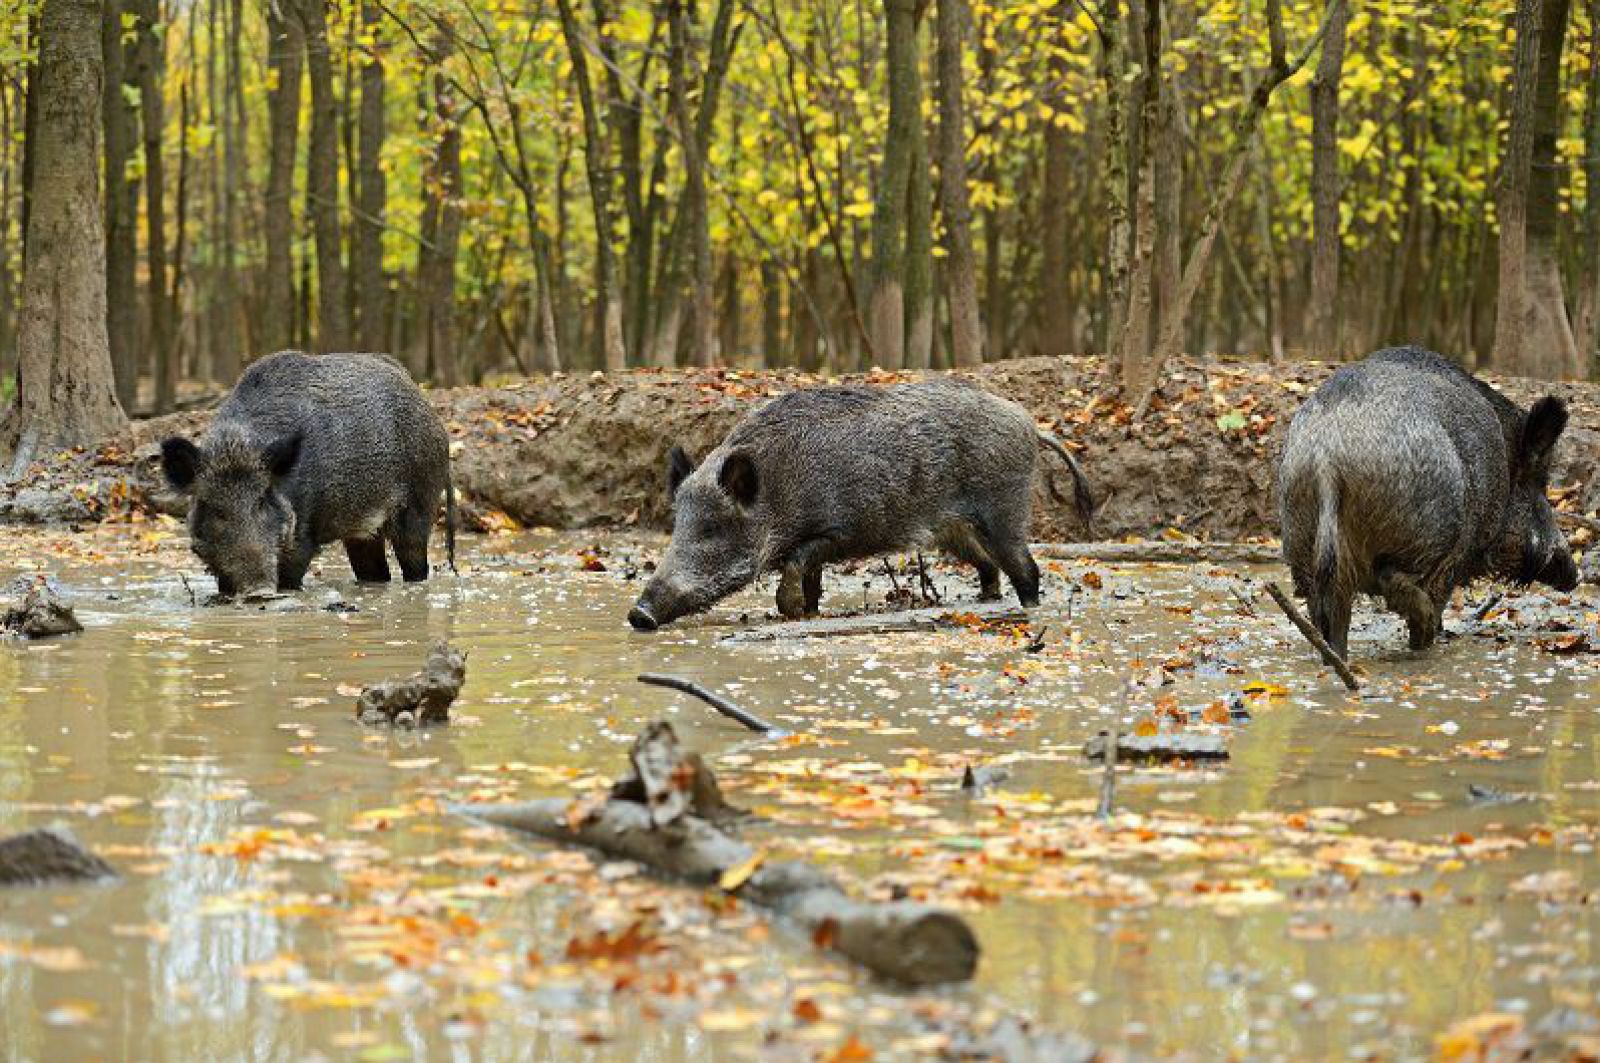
[
  {"x1": 352, "y1": 0, "x2": 387, "y2": 353},
  {"x1": 134, "y1": 0, "x2": 173, "y2": 413},
  {"x1": 867, "y1": 0, "x2": 923, "y2": 369},
  {"x1": 5, "y1": 0, "x2": 128, "y2": 460},
  {"x1": 1306, "y1": 0, "x2": 1347, "y2": 360},
  {"x1": 937, "y1": 0, "x2": 983, "y2": 365},
  {"x1": 904, "y1": 83, "x2": 933, "y2": 370},
  {"x1": 1578, "y1": 0, "x2": 1600, "y2": 360},
  {"x1": 263, "y1": 3, "x2": 303, "y2": 353},
  {"x1": 1037, "y1": 1, "x2": 1073, "y2": 358},
  {"x1": 416, "y1": 66, "x2": 463, "y2": 386},
  {"x1": 216, "y1": 0, "x2": 246, "y2": 378},
  {"x1": 1117, "y1": 0, "x2": 1159, "y2": 380},
  {"x1": 299, "y1": 0, "x2": 349, "y2": 351},
  {"x1": 761, "y1": 257, "x2": 783, "y2": 365},
  {"x1": 102, "y1": 0, "x2": 138, "y2": 411},
  {"x1": 556, "y1": 0, "x2": 627, "y2": 371},
  {"x1": 1492, "y1": 0, "x2": 1544, "y2": 372},
  {"x1": 1517, "y1": 0, "x2": 1581, "y2": 378},
  {"x1": 1093, "y1": 0, "x2": 1132, "y2": 352}
]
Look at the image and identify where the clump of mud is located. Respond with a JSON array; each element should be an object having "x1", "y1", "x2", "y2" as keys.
[
  {"x1": 0, "y1": 827, "x2": 117, "y2": 886},
  {"x1": 355, "y1": 642, "x2": 467, "y2": 727}
]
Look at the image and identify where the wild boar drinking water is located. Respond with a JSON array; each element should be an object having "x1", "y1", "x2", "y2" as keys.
[
  {"x1": 1279, "y1": 346, "x2": 1578, "y2": 658},
  {"x1": 627, "y1": 378, "x2": 1094, "y2": 630},
  {"x1": 161, "y1": 351, "x2": 455, "y2": 598}
]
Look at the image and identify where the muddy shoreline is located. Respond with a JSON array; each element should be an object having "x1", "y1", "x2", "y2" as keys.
[{"x1": 6, "y1": 354, "x2": 1599, "y2": 542}]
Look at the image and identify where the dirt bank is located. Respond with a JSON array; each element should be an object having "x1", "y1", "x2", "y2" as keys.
[{"x1": 5, "y1": 355, "x2": 1599, "y2": 541}]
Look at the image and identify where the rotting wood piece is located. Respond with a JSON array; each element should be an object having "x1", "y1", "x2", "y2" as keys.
[
  {"x1": 355, "y1": 642, "x2": 467, "y2": 726},
  {"x1": 458, "y1": 722, "x2": 978, "y2": 985},
  {"x1": 1084, "y1": 731, "x2": 1229, "y2": 762},
  {"x1": 0, "y1": 827, "x2": 116, "y2": 886},
  {"x1": 3, "y1": 576, "x2": 82, "y2": 638}
]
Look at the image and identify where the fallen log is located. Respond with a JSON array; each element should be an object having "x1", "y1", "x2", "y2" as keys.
[
  {"x1": 1033, "y1": 540, "x2": 1281, "y2": 565},
  {"x1": 1262, "y1": 581, "x2": 1361, "y2": 691},
  {"x1": 1084, "y1": 732, "x2": 1229, "y2": 763},
  {"x1": 723, "y1": 601, "x2": 1029, "y2": 643},
  {"x1": 457, "y1": 723, "x2": 978, "y2": 985}
]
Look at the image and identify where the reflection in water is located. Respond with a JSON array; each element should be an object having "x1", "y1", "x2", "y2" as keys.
[{"x1": 0, "y1": 526, "x2": 1596, "y2": 1058}]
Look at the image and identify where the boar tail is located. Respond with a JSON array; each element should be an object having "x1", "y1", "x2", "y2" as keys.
[
  {"x1": 1311, "y1": 469, "x2": 1341, "y2": 607},
  {"x1": 1037, "y1": 433, "x2": 1096, "y2": 526},
  {"x1": 445, "y1": 470, "x2": 458, "y2": 575}
]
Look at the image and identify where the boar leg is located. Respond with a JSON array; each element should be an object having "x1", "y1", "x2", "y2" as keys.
[
  {"x1": 387, "y1": 504, "x2": 434, "y2": 582},
  {"x1": 1377, "y1": 565, "x2": 1437, "y2": 651},
  {"x1": 937, "y1": 523, "x2": 1002, "y2": 601},
  {"x1": 345, "y1": 538, "x2": 393, "y2": 583},
  {"x1": 803, "y1": 565, "x2": 824, "y2": 613},
  {"x1": 990, "y1": 539, "x2": 1042, "y2": 608},
  {"x1": 1308, "y1": 586, "x2": 1353, "y2": 661},
  {"x1": 278, "y1": 536, "x2": 316, "y2": 592}
]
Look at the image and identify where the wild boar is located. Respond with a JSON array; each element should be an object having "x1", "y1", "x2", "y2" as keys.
[
  {"x1": 627, "y1": 378, "x2": 1094, "y2": 630},
  {"x1": 160, "y1": 351, "x2": 454, "y2": 598},
  {"x1": 1279, "y1": 345, "x2": 1577, "y2": 658}
]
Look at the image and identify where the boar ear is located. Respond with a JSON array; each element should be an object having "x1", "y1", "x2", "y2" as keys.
[
  {"x1": 262, "y1": 432, "x2": 303, "y2": 478},
  {"x1": 161, "y1": 437, "x2": 203, "y2": 491},
  {"x1": 718, "y1": 451, "x2": 759, "y2": 506},
  {"x1": 667, "y1": 445, "x2": 695, "y2": 498},
  {"x1": 1520, "y1": 396, "x2": 1569, "y2": 467}
]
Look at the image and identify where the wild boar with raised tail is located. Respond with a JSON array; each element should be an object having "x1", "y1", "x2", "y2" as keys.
[{"x1": 1278, "y1": 346, "x2": 1577, "y2": 658}]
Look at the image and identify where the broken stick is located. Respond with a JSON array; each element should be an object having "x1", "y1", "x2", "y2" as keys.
[
  {"x1": 1096, "y1": 728, "x2": 1119, "y2": 820},
  {"x1": 458, "y1": 723, "x2": 978, "y2": 985},
  {"x1": 723, "y1": 602, "x2": 1029, "y2": 643},
  {"x1": 637, "y1": 674, "x2": 777, "y2": 734},
  {"x1": 1262, "y1": 581, "x2": 1360, "y2": 691}
]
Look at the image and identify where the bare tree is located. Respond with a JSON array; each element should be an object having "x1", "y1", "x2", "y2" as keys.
[
  {"x1": 1306, "y1": 0, "x2": 1347, "y2": 361},
  {"x1": 300, "y1": 0, "x2": 349, "y2": 350},
  {"x1": 263, "y1": 2, "x2": 304, "y2": 352},
  {"x1": 352, "y1": 0, "x2": 388, "y2": 352},
  {"x1": 936, "y1": 0, "x2": 983, "y2": 365},
  {"x1": 102, "y1": 0, "x2": 138, "y2": 410}
]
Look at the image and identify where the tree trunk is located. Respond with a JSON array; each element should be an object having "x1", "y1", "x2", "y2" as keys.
[
  {"x1": 1577, "y1": 0, "x2": 1600, "y2": 361},
  {"x1": 557, "y1": 0, "x2": 628, "y2": 372},
  {"x1": 416, "y1": 67, "x2": 462, "y2": 387},
  {"x1": 1095, "y1": 0, "x2": 1131, "y2": 352},
  {"x1": 1519, "y1": 0, "x2": 1582, "y2": 379},
  {"x1": 904, "y1": 83, "x2": 934, "y2": 371},
  {"x1": 1037, "y1": 1, "x2": 1074, "y2": 358},
  {"x1": 5, "y1": 0, "x2": 128, "y2": 460},
  {"x1": 937, "y1": 0, "x2": 984, "y2": 365},
  {"x1": 1117, "y1": 0, "x2": 1160, "y2": 381},
  {"x1": 216, "y1": 0, "x2": 246, "y2": 377},
  {"x1": 1152, "y1": 6, "x2": 1183, "y2": 352},
  {"x1": 263, "y1": 4, "x2": 303, "y2": 353},
  {"x1": 1306, "y1": 0, "x2": 1347, "y2": 360},
  {"x1": 1492, "y1": 0, "x2": 1544, "y2": 372},
  {"x1": 761, "y1": 257, "x2": 783, "y2": 367},
  {"x1": 352, "y1": 0, "x2": 387, "y2": 353},
  {"x1": 300, "y1": 0, "x2": 349, "y2": 352},
  {"x1": 867, "y1": 0, "x2": 921, "y2": 369},
  {"x1": 102, "y1": 0, "x2": 138, "y2": 412},
  {"x1": 134, "y1": 0, "x2": 172, "y2": 414}
]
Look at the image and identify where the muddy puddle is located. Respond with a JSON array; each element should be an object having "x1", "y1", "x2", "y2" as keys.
[{"x1": 1, "y1": 523, "x2": 1598, "y2": 1060}]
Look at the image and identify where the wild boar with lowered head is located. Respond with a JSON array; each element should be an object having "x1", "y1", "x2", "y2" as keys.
[
  {"x1": 1278, "y1": 345, "x2": 1577, "y2": 658},
  {"x1": 627, "y1": 378, "x2": 1094, "y2": 630},
  {"x1": 160, "y1": 351, "x2": 454, "y2": 598}
]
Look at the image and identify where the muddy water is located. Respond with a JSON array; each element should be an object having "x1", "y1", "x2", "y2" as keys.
[{"x1": 2, "y1": 525, "x2": 1598, "y2": 1060}]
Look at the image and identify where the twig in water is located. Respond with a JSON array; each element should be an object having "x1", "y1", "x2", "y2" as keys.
[
  {"x1": 637, "y1": 674, "x2": 778, "y2": 734},
  {"x1": 914, "y1": 553, "x2": 941, "y2": 605},
  {"x1": 179, "y1": 574, "x2": 197, "y2": 607},
  {"x1": 1026, "y1": 626, "x2": 1049, "y2": 654},
  {"x1": 881, "y1": 558, "x2": 904, "y2": 598},
  {"x1": 1262, "y1": 581, "x2": 1360, "y2": 691},
  {"x1": 1230, "y1": 583, "x2": 1259, "y2": 617},
  {"x1": 1472, "y1": 591, "x2": 1504, "y2": 624},
  {"x1": 1096, "y1": 726, "x2": 1120, "y2": 821}
]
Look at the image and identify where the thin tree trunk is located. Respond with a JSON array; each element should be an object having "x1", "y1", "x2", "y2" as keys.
[
  {"x1": 937, "y1": 0, "x2": 984, "y2": 365},
  {"x1": 102, "y1": 0, "x2": 138, "y2": 411},
  {"x1": 1117, "y1": 0, "x2": 1159, "y2": 380},
  {"x1": 1138, "y1": 0, "x2": 1338, "y2": 405},
  {"x1": 263, "y1": 4, "x2": 303, "y2": 353},
  {"x1": 1306, "y1": 0, "x2": 1347, "y2": 360},
  {"x1": 761, "y1": 257, "x2": 783, "y2": 367},
  {"x1": 352, "y1": 0, "x2": 387, "y2": 353},
  {"x1": 904, "y1": 73, "x2": 934, "y2": 371},
  {"x1": 1095, "y1": 0, "x2": 1131, "y2": 352},
  {"x1": 416, "y1": 65, "x2": 462, "y2": 386},
  {"x1": 217, "y1": 0, "x2": 245, "y2": 376},
  {"x1": 557, "y1": 0, "x2": 628, "y2": 372},
  {"x1": 6, "y1": 0, "x2": 128, "y2": 458},
  {"x1": 300, "y1": 0, "x2": 349, "y2": 351},
  {"x1": 867, "y1": 0, "x2": 921, "y2": 369},
  {"x1": 1492, "y1": 0, "x2": 1544, "y2": 372},
  {"x1": 1038, "y1": 1, "x2": 1074, "y2": 358},
  {"x1": 134, "y1": 0, "x2": 172, "y2": 414}
]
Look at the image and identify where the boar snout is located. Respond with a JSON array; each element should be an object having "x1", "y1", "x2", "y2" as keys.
[
  {"x1": 627, "y1": 602, "x2": 659, "y2": 631},
  {"x1": 1541, "y1": 550, "x2": 1580, "y2": 593}
]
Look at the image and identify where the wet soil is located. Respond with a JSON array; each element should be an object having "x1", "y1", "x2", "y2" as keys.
[
  {"x1": 2, "y1": 524, "x2": 1599, "y2": 1059},
  {"x1": 7, "y1": 355, "x2": 1600, "y2": 544}
]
